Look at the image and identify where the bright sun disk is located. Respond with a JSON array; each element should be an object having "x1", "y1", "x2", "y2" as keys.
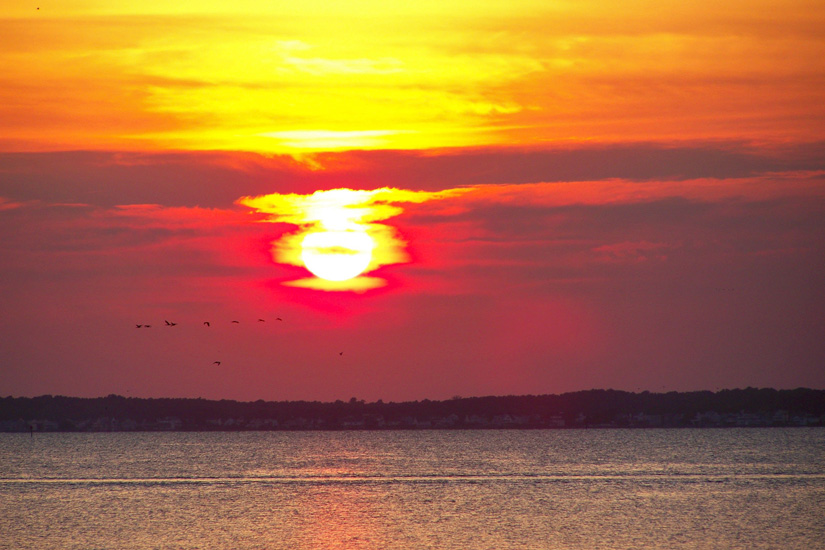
[{"x1": 300, "y1": 230, "x2": 375, "y2": 281}]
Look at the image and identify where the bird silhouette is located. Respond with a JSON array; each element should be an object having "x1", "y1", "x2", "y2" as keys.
[
  {"x1": 339, "y1": 351, "x2": 344, "y2": 356},
  {"x1": 231, "y1": 320, "x2": 240, "y2": 324},
  {"x1": 213, "y1": 361, "x2": 221, "y2": 366},
  {"x1": 136, "y1": 324, "x2": 143, "y2": 328},
  {"x1": 276, "y1": 317, "x2": 283, "y2": 321},
  {"x1": 258, "y1": 318, "x2": 266, "y2": 322},
  {"x1": 164, "y1": 320, "x2": 177, "y2": 326},
  {"x1": 203, "y1": 321, "x2": 210, "y2": 327},
  {"x1": 144, "y1": 325, "x2": 152, "y2": 328}
]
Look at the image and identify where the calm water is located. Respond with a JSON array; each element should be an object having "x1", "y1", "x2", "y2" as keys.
[{"x1": 1, "y1": 429, "x2": 823, "y2": 550}]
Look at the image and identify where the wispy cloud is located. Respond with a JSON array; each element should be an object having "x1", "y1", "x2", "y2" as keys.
[{"x1": 3, "y1": 1, "x2": 822, "y2": 152}]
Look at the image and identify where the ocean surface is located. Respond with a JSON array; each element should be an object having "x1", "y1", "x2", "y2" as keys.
[{"x1": 1, "y1": 429, "x2": 823, "y2": 550}]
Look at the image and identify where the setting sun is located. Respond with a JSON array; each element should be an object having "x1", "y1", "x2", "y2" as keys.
[
  {"x1": 238, "y1": 187, "x2": 469, "y2": 291},
  {"x1": 300, "y1": 230, "x2": 375, "y2": 281}
]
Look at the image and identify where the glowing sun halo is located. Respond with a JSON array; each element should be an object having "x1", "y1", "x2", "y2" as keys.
[
  {"x1": 300, "y1": 230, "x2": 375, "y2": 281},
  {"x1": 237, "y1": 187, "x2": 472, "y2": 291}
]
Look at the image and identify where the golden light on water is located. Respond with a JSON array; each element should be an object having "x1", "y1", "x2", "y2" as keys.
[{"x1": 238, "y1": 187, "x2": 468, "y2": 291}]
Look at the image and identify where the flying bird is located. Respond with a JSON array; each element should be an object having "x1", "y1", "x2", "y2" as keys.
[
  {"x1": 164, "y1": 320, "x2": 177, "y2": 326},
  {"x1": 258, "y1": 318, "x2": 266, "y2": 322},
  {"x1": 276, "y1": 317, "x2": 283, "y2": 321},
  {"x1": 231, "y1": 320, "x2": 240, "y2": 324},
  {"x1": 203, "y1": 321, "x2": 210, "y2": 327},
  {"x1": 213, "y1": 361, "x2": 221, "y2": 366},
  {"x1": 136, "y1": 324, "x2": 143, "y2": 328},
  {"x1": 339, "y1": 351, "x2": 344, "y2": 356}
]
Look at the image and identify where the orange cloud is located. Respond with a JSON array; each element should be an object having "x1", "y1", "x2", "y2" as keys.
[{"x1": 2, "y1": 1, "x2": 823, "y2": 152}]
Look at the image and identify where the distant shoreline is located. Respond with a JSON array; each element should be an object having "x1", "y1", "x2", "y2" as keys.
[
  {"x1": 5, "y1": 425, "x2": 824, "y2": 434},
  {"x1": 3, "y1": 388, "x2": 824, "y2": 433}
]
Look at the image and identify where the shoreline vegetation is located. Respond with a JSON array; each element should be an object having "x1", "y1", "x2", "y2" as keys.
[{"x1": 2, "y1": 388, "x2": 824, "y2": 432}]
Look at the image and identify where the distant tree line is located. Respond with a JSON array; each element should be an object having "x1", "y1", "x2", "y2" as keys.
[{"x1": 1, "y1": 388, "x2": 824, "y2": 432}]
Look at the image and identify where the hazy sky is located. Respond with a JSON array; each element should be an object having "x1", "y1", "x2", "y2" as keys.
[{"x1": 1, "y1": 1, "x2": 824, "y2": 401}]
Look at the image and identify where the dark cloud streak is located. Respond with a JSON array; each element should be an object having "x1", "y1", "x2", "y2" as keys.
[{"x1": 3, "y1": 141, "x2": 824, "y2": 208}]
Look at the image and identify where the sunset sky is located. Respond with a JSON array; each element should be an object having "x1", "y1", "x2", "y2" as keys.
[{"x1": 1, "y1": 0, "x2": 824, "y2": 402}]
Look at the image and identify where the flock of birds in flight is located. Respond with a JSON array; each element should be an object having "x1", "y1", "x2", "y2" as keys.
[
  {"x1": 133, "y1": 317, "x2": 343, "y2": 364},
  {"x1": 134, "y1": 318, "x2": 282, "y2": 329}
]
